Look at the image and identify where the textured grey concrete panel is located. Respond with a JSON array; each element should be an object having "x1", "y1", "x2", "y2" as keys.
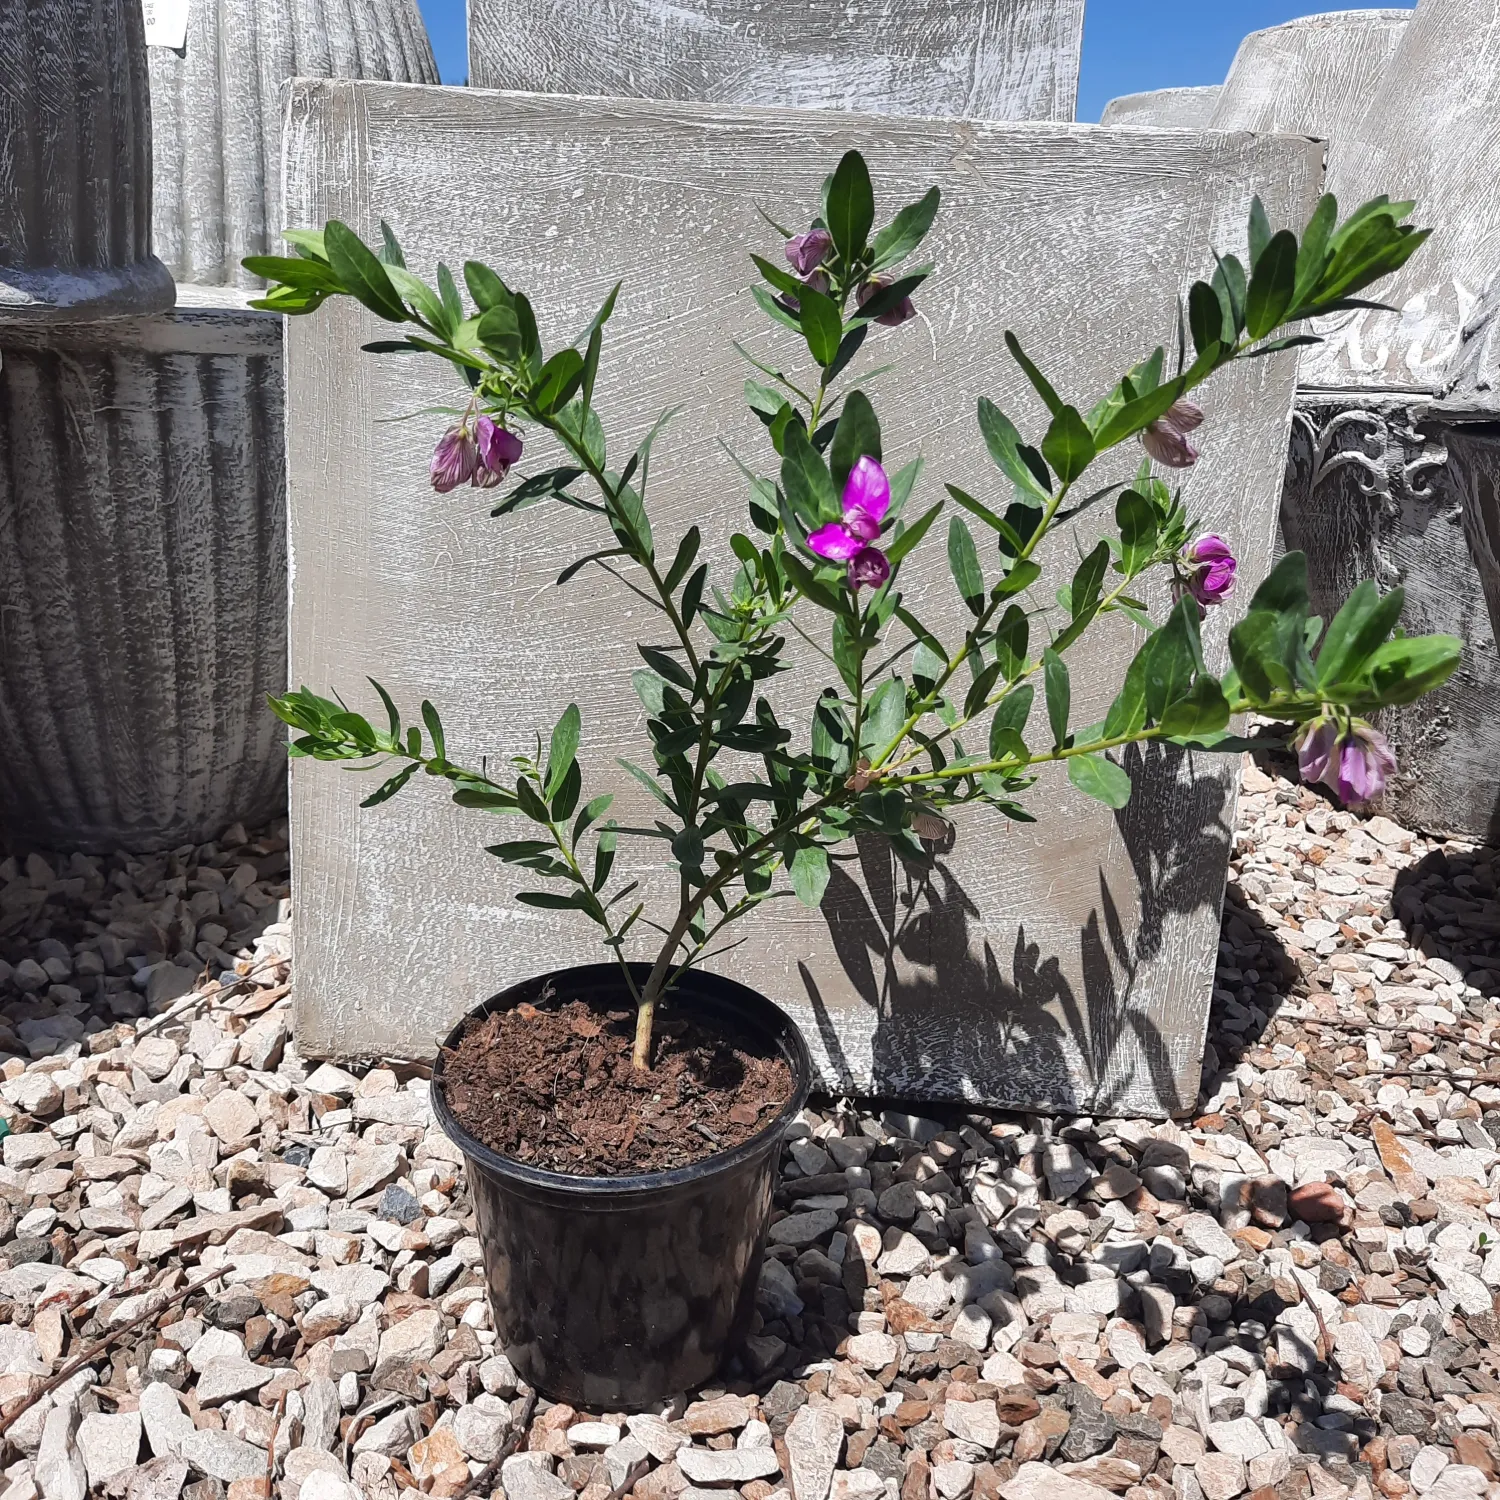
[
  {"x1": 0, "y1": 0, "x2": 173, "y2": 320},
  {"x1": 1208, "y1": 10, "x2": 1408, "y2": 140},
  {"x1": 0, "y1": 307, "x2": 288, "y2": 851},
  {"x1": 1100, "y1": 87, "x2": 1222, "y2": 130},
  {"x1": 469, "y1": 0, "x2": 1084, "y2": 122},
  {"x1": 283, "y1": 82, "x2": 1321, "y2": 1114},
  {"x1": 147, "y1": 0, "x2": 437, "y2": 288},
  {"x1": 1300, "y1": 0, "x2": 1500, "y2": 393}
]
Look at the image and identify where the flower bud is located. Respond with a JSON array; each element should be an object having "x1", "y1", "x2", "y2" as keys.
[
  {"x1": 857, "y1": 277, "x2": 916, "y2": 328},
  {"x1": 473, "y1": 416, "x2": 523, "y2": 487},
  {"x1": 1294, "y1": 715, "x2": 1397, "y2": 805},
  {"x1": 785, "y1": 229, "x2": 833, "y2": 277},
  {"x1": 847, "y1": 546, "x2": 891, "y2": 591},
  {"x1": 430, "y1": 424, "x2": 479, "y2": 493},
  {"x1": 1183, "y1": 534, "x2": 1236, "y2": 609},
  {"x1": 1141, "y1": 399, "x2": 1205, "y2": 469}
]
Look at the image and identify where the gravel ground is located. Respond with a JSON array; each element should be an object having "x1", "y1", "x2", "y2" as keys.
[{"x1": 3, "y1": 765, "x2": 1500, "y2": 1500}]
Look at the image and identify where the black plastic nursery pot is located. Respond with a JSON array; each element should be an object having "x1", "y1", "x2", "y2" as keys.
[{"x1": 430, "y1": 961, "x2": 812, "y2": 1409}]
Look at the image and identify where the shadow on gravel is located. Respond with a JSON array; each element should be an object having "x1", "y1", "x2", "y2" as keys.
[
  {"x1": 1202, "y1": 883, "x2": 1300, "y2": 1083},
  {"x1": 1391, "y1": 841, "x2": 1500, "y2": 1001}
]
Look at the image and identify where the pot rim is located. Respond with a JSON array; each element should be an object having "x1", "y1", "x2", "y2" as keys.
[{"x1": 429, "y1": 960, "x2": 812, "y2": 1197}]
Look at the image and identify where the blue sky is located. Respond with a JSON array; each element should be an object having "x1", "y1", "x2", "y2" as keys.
[{"x1": 415, "y1": 1, "x2": 1416, "y2": 120}]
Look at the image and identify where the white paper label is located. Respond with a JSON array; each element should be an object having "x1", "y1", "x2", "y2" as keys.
[{"x1": 142, "y1": 0, "x2": 190, "y2": 49}]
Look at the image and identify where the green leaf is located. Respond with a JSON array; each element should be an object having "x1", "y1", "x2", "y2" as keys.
[
  {"x1": 1213, "y1": 253, "x2": 1248, "y2": 337},
  {"x1": 1292, "y1": 193, "x2": 1339, "y2": 308},
  {"x1": 1315, "y1": 580, "x2": 1404, "y2": 688},
  {"x1": 549, "y1": 761, "x2": 582, "y2": 821},
  {"x1": 887, "y1": 455, "x2": 923, "y2": 518},
  {"x1": 420, "y1": 701, "x2": 446, "y2": 762},
  {"x1": 592, "y1": 824, "x2": 617, "y2": 890},
  {"x1": 990, "y1": 684, "x2": 1033, "y2": 756},
  {"x1": 1141, "y1": 598, "x2": 1200, "y2": 721},
  {"x1": 1158, "y1": 673, "x2": 1230, "y2": 736},
  {"x1": 1040, "y1": 406, "x2": 1097, "y2": 486},
  {"x1": 1103, "y1": 654, "x2": 1147, "y2": 739},
  {"x1": 1248, "y1": 196, "x2": 1272, "y2": 269},
  {"x1": 862, "y1": 678, "x2": 908, "y2": 757},
  {"x1": 241, "y1": 255, "x2": 340, "y2": 291},
  {"x1": 1349, "y1": 633, "x2": 1462, "y2": 705},
  {"x1": 1229, "y1": 551, "x2": 1311, "y2": 698},
  {"x1": 1188, "y1": 279, "x2": 1230, "y2": 359},
  {"x1": 672, "y1": 825, "x2": 705, "y2": 871},
  {"x1": 608, "y1": 482, "x2": 654, "y2": 561},
  {"x1": 1069, "y1": 541, "x2": 1110, "y2": 621},
  {"x1": 1004, "y1": 332, "x2": 1064, "y2": 417},
  {"x1": 993, "y1": 558, "x2": 1042, "y2": 599},
  {"x1": 831, "y1": 615, "x2": 862, "y2": 697},
  {"x1": 885, "y1": 499, "x2": 943, "y2": 567},
  {"x1": 993, "y1": 604, "x2": 1029, "y2": 680},
  {"x1": 324, "y1": 221, "x2": 407, "y2": 323},
  {"x1": 663, "y1": 526, "x2": 702, "y2": 595},
  {"x1": 781, "y1": 422, "x2": 841, "y2": 526},
  {"x1": 830, "y1": 389, "x2": 882, "y2": 490},
  {"x1": 871, "y1": 187, "x2": 941, "y2": 270},
  {"x1": 790, "y1": 843, "x2": 831, "y2": 908},
  {"x1": 976, "y1": 399, "x2": 1052, "y2": 503},
  {"x1": 573, "y1": 793, "x2": 614, "y2": 844},
  {"x1": 826, "y1": 150, "x2": 875, "y2": 266},
  {"x1": 1091, "y1": 378, "x2": 1187, "y2": 451},
  {"x1": 1043, "y1": 649, "x2": 1069, "y2": 749},
  {"x1": 463, "y1": 261, "x2": 510, "y2": 312},
  {"x1": 545, "y1": 703, "x2": 581, "y2": 799},
  {"x1": 799, "y1": 286, "x2": 844, "y2": 368},
  {"x1": 751, "y1": 283, "x2": 803, "y2": 334},
  {"x1": 535, "y1": 348, "x2": 586, "y2": 413},
  {"x1": 515, "y1": 890, "x2": 588, "y2": 911},
  {"x1": 947, "y1": 517, "x2": 985, "y2": 616},
  {"x1": 1245, "y1": 229, "x2": 1299, "y2": 339},
  {"x1": 476, "y1": 302, "x2": 522, "y2": 363},
  {"x1": 1068, "y1": 753, "x2": 1133, "y2": 809},
  {"x1": 1116, "y1": 488, "x2": 1157, "y2": 576},
  {"x1": 516, "y1": 778, "x2": 551, "y2": 824},
  {"x1": 750, "y1": 253, "x2": 806, "y2": 300},
  {"x1": 964, "y1": 660, "x2": 1004, "y2": 720}
]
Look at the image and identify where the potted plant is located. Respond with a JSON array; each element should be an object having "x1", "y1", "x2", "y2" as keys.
[{"x1": 249, "y1": 157, "x2": 1454, "y2": 1406}]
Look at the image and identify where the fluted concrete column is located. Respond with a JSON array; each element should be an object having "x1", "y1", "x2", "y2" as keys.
[
  {"x1": 148, "y1": 0, "x2": 438, "y2": 288},
  {"x1": 0, "y1": 0, "x2": 173, "y2": 320}
]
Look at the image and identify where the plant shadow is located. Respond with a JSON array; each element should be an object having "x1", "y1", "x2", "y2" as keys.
[{"x1": 800, "y1": 741, "x2": 1236, "y2": 1120}]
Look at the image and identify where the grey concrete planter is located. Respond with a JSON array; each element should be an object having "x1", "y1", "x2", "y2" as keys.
[
  {"x1": 469, "y1": 0, "x2": 1086, "y2": 121},
  {"x1": 1100, "y1": 87, "x2": 1221, "y2": 129},
  {"x1": 0, "y1": 301, "x2": 286, "y2": 851},
  {"x1": 0, "y1": 0, "x2": 173, "y2": 322},
  {"x1": 148, "y1": 0, "x2": 438, "y2": 288}
]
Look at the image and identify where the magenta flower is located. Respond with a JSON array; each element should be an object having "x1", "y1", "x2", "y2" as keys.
[
  {"x1": 857, "y1": 276, "x2": 916, "y2": 328},
  {"x1": 785, "y1": 229, "x2": 833, "y2": 277},
  {"x1": 1183, "y1": 534, "x2": 1237, "y2": 609},
  {"x1": 430, "y1": 424, "x2": 479, "y2": 493},
  {"x1": 1141, "y1": 399, "x2": 1205, "y2": 469},
  {"x1": 1294, "y1": 715, "x2": 1397, "y2": 805},
  {"x1": 808, "y1": 456, "x2": 892, "y2": 590},
  {"x1": 472, "y1": 416, "x2": 523, "y2": 488}
]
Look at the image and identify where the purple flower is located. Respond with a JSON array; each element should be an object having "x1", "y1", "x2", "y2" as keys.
[
  {"x1": 1140, "y1": 399, "x2": 1205, "y2": 469},
  {"x1": 808, "y1": 456, "x2": 892, "y2": 590},
  {"x1": 1183, "y1": 534, "x2": 1237, "y2": 609},
  {"x1": 857, "y1": 277, "x2": 916, "y2": 328},
  {"x1": 472, "y1": 416, "x2": 523, "y2": 488},
  {"x1": 430, "y1": 424, "x2": 479, "y2": 493},
  {"x1": 785, "y1": 229, "x2": 833, "y2": 277},
  {"x1": 1294, "y1": 715, "x2": 1397, "y2": 805},
  {"x1": 776, "y1": 268, "x2": 831, "y2": 316}
]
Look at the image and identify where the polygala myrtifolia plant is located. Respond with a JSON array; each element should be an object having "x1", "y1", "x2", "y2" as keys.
[{"x1": 252, "y1": 154, "x2": 1459, "y2": 1073}]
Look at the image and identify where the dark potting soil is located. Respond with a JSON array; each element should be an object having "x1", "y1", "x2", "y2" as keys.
[{"x1": 439, "y1": 989, "x2": 794, "y2": 1176}]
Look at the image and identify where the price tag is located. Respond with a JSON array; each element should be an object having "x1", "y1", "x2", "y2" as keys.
[{"x1": 142, "y1": 0, "x2": 190, "y2": 49}]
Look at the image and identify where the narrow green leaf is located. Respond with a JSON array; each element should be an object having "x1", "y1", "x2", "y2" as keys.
[
  {"x1": 545, "y1": 703, "x2": 581, "y2": 799},
  {"x1": 885, "y1": 499, "x2": 943, "y2": 566},
  {"x1": 1157, "y1": 673, "x2": 1230, "y2": 736},
  {"x1": 780, "y1": 421, "x2": 841, "y2": 526},
  {"x1": 947, "y1": 517, "x2": 985, "y2": 616},
  {"x1": 976, "y1": 399, "x2": 1052, "y2": 503},
  {"x1": 1245, "y1": 229, "x2": 1299, "y2": 339},
  {"x1": 790, "y1": 843, "x2": 831, "y2": 908},
  {"x1": 870, "y1": 187, "x2": 941, "y2": 270},
  {"x1": 799, "y1": 286, "x2": 844, "y2": 368},
  {"x1": 1116, "y1": 488, "x2": 1157, "y2": 576},
  {"x1": 1004, "y1": 332, "x2": 1064, "y2": 417},
  {"x1": 420, "y1": 701, "x2": 446, "y2": 762},
  {"x1": 663, "y1": 526, "x2": 702, "y2": 594},
  {"x1": 1315, "y1": 580, "x2": 1404, "y2": 688},
  {"x1": 1248, "y1": 197, "x2": 1272, "y2": 269},
  {"x1": 1040, "y1": 406, "x2": 1097, "y2": 486},
  {"x1": 993, "y1": 605, "x2": 1029, "y2": 680},
  {"x1": 324, "y1": 221, "x2": 407, "y2": 322},
  {"x1": 1141, "y1": 598, "x2": 1200, "y2": 721},
  {"x1": 990, "y1": 684, "x2": 1033, "y2": 756},
  {"x1": 826, "y1": 150, "x2": 875, "y2": 265},
  {"x1": 829, "y1": 389, "x2": 882, "y2": 490},
  {"x1": 1068, "y1": 753, "x2": 1133, "y2": 809},
  {"x1": 1043, "y1": 649, "x2": 1070, "y2": 749}
]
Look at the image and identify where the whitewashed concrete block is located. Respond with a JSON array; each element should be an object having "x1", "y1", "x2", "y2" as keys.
[
  {"x1": 468, "y1": 0, "x2": 1085, "y2": 122},
  {"x1": 1208, "y1": 10, "x2": 1408, "y2": 139},
  {"x1": 0, "y1": 298, "x2": 287, "y2": 850},
  {"x1": 1100, "y1": 87, "x2": 1221, "y2": 130},
  {"x1": 282, "y1": 82, "x2": 1321, "y2": 1112},
  {"x1": 147, "y1": 0, "x2": 438, "y2": 288},
  {"x1": 0, "y1": 0, "x2": 173, "y2": 321},
  {"x1": 1302, "y1": 0, "x2": 1500, "y2": 392}
]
